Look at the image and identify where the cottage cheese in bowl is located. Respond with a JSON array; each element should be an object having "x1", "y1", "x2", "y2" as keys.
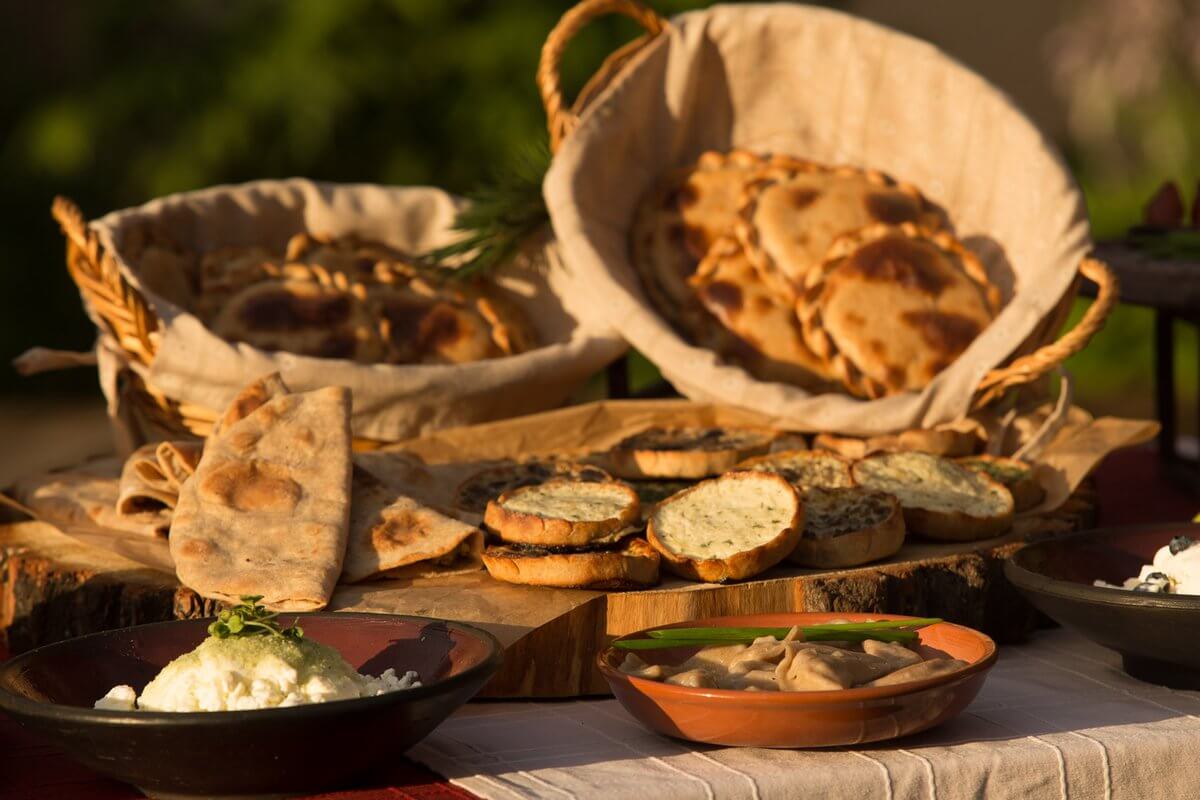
[{"x1": 1094, "y1": 535, "x2": 1200, "y2": 595}]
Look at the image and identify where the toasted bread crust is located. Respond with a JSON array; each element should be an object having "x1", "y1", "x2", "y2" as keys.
[
  {"x1": 955, "y1": 454, "x2": 1045, "y2": 513},
  {"x1": 646, "y1": 471, "x2": 803, "y2": 583},
  {"x1": 788, "y1": 490, "x2": 905, "y2": 568},
  {"x1": 481, "y1": 538, "x2": 661, "y2": 589},
  {"x1": 851, "y1": 453, "x2": 1013, "y2": 542},
  {"x1": 735, "y1": 449, "x2": 855, "y2": 489},
  {"x1": 608, "y1": 427, "x2": 779, "y2": 479},
  {"x1": 483, "y1": 479, "x2": 640, "y2": 547}
]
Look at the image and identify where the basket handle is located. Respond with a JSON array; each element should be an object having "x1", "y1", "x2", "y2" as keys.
[
  {"x1": 971, "y1": 257, "x2": 1118, "y2": 409},
  {"x1": 51, "y1": 195, "x2": 160, "y2": 366},
  {"x1": 537, "y1": 0, "x2": 667, "y2": 153}
]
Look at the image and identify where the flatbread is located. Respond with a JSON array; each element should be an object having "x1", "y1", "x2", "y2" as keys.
[
  {"x1": 689, "y1": 237, "x2": 836, "y2": 390},
  {"x1": 211, "y1": 279, "x2": 385, "y2": 362},
  {"x1": 11, "y1": 459, "x2": 171, "y2": 539},
  {"x1": 212, "y1": 372, "x2": 290, "y2": 437},
  {"x1": 170, "y1": 383, "x2": 353, "y2": 611},
  {"x1": 341, "y1": 468, "x2": 483, "y2": 584},
  {"x1": 798, "y1": 223, "x2": 1000, "y2": 398},
  {"x1": 116, "y1": 440, "x2": 203, "y2": 515},
  {"x1": 739, "y1": 163, "x2": 943, "y2": 300}
]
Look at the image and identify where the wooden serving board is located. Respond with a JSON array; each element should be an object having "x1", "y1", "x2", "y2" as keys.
[{"x1": 0, "y1": 483, "x2": 1094, "y2": 698}]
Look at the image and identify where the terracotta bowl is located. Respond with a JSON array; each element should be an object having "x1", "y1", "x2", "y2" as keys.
[
  {"x1": 0, "y1": 613, "x2": 501, "y2": 800},
  {"x1": 1006, "y1": 523, "x2": 1200, "y2": 688},
  {"x1": 598, "y1": 612, "x2": 996, "y2": 749}
]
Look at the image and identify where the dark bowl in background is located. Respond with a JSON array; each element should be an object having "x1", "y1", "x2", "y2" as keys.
[
  {"x1": 0, "y1": 613, "x2": 501, "y2": 799},
  {"x1": 1006, "y1": 523, "x2": 1200, "y2": 688}
]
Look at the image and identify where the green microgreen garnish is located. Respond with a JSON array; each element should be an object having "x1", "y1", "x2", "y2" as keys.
[
  {"x1": 613, "y1": 619, "x2": 940, "y2": 650},
  {"x1": 207, "y1": 595, "x2": 303, "y2": 641}
]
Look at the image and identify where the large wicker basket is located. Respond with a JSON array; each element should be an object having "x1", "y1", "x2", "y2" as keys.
[
  {"x1": 51, "y1": 183, "x2": 625, "y2": 450},
  {"x1": 536, "y1": 0, "x2": 1117, "y2": 424}
]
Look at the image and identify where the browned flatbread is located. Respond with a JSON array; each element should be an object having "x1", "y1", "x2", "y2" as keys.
[
  {"x1": 170, "y1": 383, "x2": 353, "y2": 611},
  {"x1": 341, "y1": 467, "x2": 483, "y2": 583},
  {"x1": 798, "y1": 223, "x2": 1000, "y2": 398},
  {"x1": 212, "y1": 279, "x2": 384, "y2": 362},
  {"x1": 285, "y1": 231, "x2": 416, "y2": 285},
  {"x1": 11, "y1": 460, "x2": 171, "y2": 539},
  {"x1": 194, "y1": 245, "x2": 284, "y2": 320},
  {"x1": 689, "y1": 237, "x2": 837, "y2": 390},
  {"x1": 738, "y1": 163, "x2": 944, "y2": 300},
  {"x1": 117, "y1": 440, "x2": 203, "y2": 515},
  {"x1": 212, "y1": 372, "x2": 291, "y2": 437}
]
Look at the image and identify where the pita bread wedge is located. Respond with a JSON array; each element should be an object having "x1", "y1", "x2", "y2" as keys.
[
  {"x1": 170, "y1": 383, "x2": 353, "y2": 611},
  {"x1": 342, "y1": 468, "x2": 483, "y2": 583},
  {"x1": 116, "y1": 440, "x2": 203, "y2": 515},
  {"x1": 212, "y1": 372, "x2": 291, "y2": 437}
]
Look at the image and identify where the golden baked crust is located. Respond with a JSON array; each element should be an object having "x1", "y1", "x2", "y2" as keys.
[
  {"x1": 483, "y1": 479, "x2": 641, "y2": 548},
  {"x1": 454, "y1": 460, "x2": 613, "y2": 516},
  {"x1": 737, "y1": 162, "x2": 945, "y2": 301},
  {"x1": 606, "y1": 426, "x2": 780, "y2": 479},
  {"x1": 688, "y1": 237, "x2": 838, "y2": 390},
  {"x1": 956, "y1": 454, "x2": 1045, "y2": 513},
  {"x1": 798, "y1": 223, "x2": 1001, "y2": 398},
  {"x1": 646, "y1": 471, "x2": 803, "y2": 583},
  {"x1": 788, "y1": 487, "x2": 905, "y2": 568},
  {"x1": 813, "y1": 427, "x2": 980, "y2": 459},
  {"x1": 735, "y1": 449, "x2": 855, "y2": 489},
  {"x1": 481, "y1": 537, "x2": 660, "y2": 590}
]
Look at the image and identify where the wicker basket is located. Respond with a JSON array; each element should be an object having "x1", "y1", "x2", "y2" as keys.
[
  {"x1": 536, "y1": 0, "x2": 1118, "y2": 418},
  {"x1": 51, "y1": 183, "x2": 625, "y2": 450}
]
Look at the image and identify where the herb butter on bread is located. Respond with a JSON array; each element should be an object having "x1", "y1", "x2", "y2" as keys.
[
  {"x1": 956, "y1": 455, "x2": 1044, "y2": 513},
  {"x1": 481, "y1": 537, "x2": 660, "y2": 590},
  {"x1": 789, "y1": 487, "x2": 905, "y2": 568},
  {"x1": 736, "y1": 449, "x2": 854, "y2": 490},
  {"x1": 484, "y1": 479, "x2": 640, "y2": 548},
  {"x1": 647, "y1": 471, "x2": 802, "y2": 582},
  {"x1": 851, "y1": 452, "x2": 1013, "y2": 541}
]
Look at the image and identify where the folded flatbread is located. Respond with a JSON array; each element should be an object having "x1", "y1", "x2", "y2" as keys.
[
  {"x1": 10, "y1": 458, "x2": 171, "y2": 538},
  {"x1": 211, "y1": 372, "x2": 290, "y2": 437},
  {"x1": 170, "y1": 382, "x2": 353, "y2": 611},
  {"x1": 117, "y1": 441, "x2": 203, "y2": 515},
  {"x1": 341, "y1": 467, "x2": 483, "y2": 583}
]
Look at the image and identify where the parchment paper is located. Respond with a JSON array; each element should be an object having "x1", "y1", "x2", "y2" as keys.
[
  {"x1": 545, "y1": 3, "x2": 1091, "y2": 435},
  {"x1": 81, "y1": 180, "x2": 625, "y2": 451},
  {"x1": 3, "y1": 399, "x2": 1156, "y2": 577}
]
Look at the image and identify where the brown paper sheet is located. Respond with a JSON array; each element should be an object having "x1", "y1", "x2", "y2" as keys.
[
  {"x1": 82, "y1": 181, "x2": 625, "y2": 449},
  {"x1": 544, "y1": 4, "x2": 1091, "y2": 435},
  {"x1": 3, "y1": 400, "x2": 1158, "y2": 578}
]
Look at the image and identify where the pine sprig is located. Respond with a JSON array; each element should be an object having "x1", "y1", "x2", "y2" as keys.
[
  {"x1": 208, "y1": 595, "x2": 303, "y2": 641},
  {"x1": 423, "y1": 141, "x2": 552, "y2": 280}
]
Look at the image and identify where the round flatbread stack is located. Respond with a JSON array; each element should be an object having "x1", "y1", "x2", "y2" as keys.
[
  {"x1": 798, "y1": 223, "x2": 1001, "y2": 398},
  {"x1": 688, "y1": 237, "x2": 837, "y2": 390},
  {"x1": 483, "y1": 479, "x2": 641, "y2": 548},
  {"x1": 736, "y1": 163, "x2": 944, "y2": 301}
]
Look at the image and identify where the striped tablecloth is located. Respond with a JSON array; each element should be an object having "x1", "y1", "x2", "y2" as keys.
[{"x1": 410, "y1": 627, "x2": 1200, "y2": 800}]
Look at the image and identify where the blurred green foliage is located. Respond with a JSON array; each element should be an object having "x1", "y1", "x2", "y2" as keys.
[{"x1": 2, "y1": 0, "x2": 1193, "y2": 427}]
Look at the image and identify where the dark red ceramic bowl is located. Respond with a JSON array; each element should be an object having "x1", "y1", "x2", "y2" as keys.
[
  {"x1": 1006, "y1": 522, "x2": 1200, "y2": 687},
  {"x1": 598, "y1": 612, "x2": 996, "y2": 749},
  {"x1": 0, "y1": 613, "x2": 500, "y2": 800}
]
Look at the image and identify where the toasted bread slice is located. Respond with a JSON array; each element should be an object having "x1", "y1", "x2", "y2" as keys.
[
  {"x1": 484, "y1": 479, "x2": 640, "y2": 548},
  {"x1": 789, "y1": 487, "x2": 905, "y2": 568},
  {"x1": 607, "y1": 426, "x2": 778, "y2": 479},
  {"x1": 851, "y1": 452, "x2": 1013, "y2": 541},
  {"x1": 956, "y1": 455, "x2": 1045, "y2": 512},
  {"x1": 736, "y1": 449, "x2": 854, "y2": 489},
  {"x1": 454, "y1": 460, "x2": 613, "y2": 516},
  {"x1": 481, "y1": 537, "x2": 660, "y2": 590},
  {"x1": 814, "y1": 428, "x2": 977, "y2": 459},
  {"x1": 647, "y1": 471, "x2": 802, "y2": 582}
]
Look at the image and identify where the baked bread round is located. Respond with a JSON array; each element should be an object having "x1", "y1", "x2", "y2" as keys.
[
  {"x1": 789, "y1": 487, "x2": 905, "y2": 568},
  {"x1": 481, "y1": 537, "x2": 661, "y2": 590},
  {"x1": 737, "y1": 162, "x2": 944, "y2": 301},
  {"x1": 851, "y1": 452, "x2": 1014, "y2": 541},
  {"x1": 687, "y1": 237, "x2": 838, "y2": 391},
  {"x1": 455, "y1": 461, "x2": 613, "y2": 516},
  {"x1": 647, "y1": 471, "x2": 802, "y2": 582},
  {"x1": 735, "y1": 449, "x2": 854, "y2": 489},
  {"x1": 483, "y1": 479, "x2": 641, "y2": 548},
  {"x1": 210, "y1": 279, "x2": 384, "y2": 362},
  {"x1": 797, "y1": 223, "x2": 1001, "y2": 398},
  {"x1": 956, "y1": 455, "x2": 1044, "y2": 513},
  {"x1": 607, "y1": 426, "x2": 779, "y2": 479},
  {"x1": 813, "y1": 428, "x2": 979, "y2": 459}
]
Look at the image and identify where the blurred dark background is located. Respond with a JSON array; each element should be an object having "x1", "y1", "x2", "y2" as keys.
[{"x1": 2, "y1": 0, "x2": 1198, "y2": 471}]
